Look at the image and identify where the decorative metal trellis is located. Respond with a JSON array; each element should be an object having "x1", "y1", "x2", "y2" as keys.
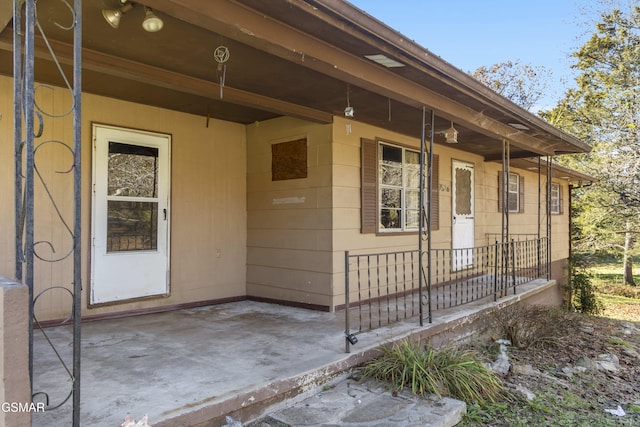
[{"x1": 13, "y1": 0, "x2": 82, "y2": 425}]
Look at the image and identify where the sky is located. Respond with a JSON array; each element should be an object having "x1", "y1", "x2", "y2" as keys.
[{"x1": 348, "y1": 0, "x2": 600, "y2": 111}]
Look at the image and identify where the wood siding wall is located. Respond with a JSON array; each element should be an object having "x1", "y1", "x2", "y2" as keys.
[{"x1": 0, "y1": 75, "x2": 247, "y2": 321}]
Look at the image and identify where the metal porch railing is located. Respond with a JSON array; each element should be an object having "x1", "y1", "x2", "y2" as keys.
[{"x1": 344, "y1": 237, "x2": 549, "y2": 352}]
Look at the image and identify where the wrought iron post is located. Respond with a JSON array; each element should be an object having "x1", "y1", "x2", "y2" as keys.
[
  {"x1": 72, "y1": 1, "x2": 83, "y2": 423},
  {"x1": 418, "y1": 107, "x2": 434, "y2": 326},
  {"x1": 345, "y1": 251, "x2": 351, "y2": 353},
  {"x1": 15, "y1": 1, "x2": 83, "y2": 424},
  {"x1": 546, "y1": 156, "x2": 552, "y2": 279}
]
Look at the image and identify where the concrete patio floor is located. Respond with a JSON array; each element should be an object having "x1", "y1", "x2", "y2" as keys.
[{"x1": 30, "y1": 279, "x2": 555, "y2": 427}]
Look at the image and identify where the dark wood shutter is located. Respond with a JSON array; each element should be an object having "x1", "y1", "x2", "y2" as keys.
[
  {"x1": 430, "y1": 154, "x2": 439, "y2": 230},
  {"x1": 559, "y1": 184, "x2": 564, "y2": 215},
  {"x1": 361, "y1": 138, "x2": 377, "y2": 233},
  {"x1": 519, "y1": 174, "x2": 525, "y2": 213},
  {"x1": 498, "y1": 172, "x2": 503, "y2": 212}
]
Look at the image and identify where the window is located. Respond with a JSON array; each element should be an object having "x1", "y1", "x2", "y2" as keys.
[
  {"x1": 379, "y1": 143, "x2": 420, "y2": 230},
  {"x1": 498, "y1": 171, "x2": 524, "y2": 213},
  {"x1": 507, "y1": 172, "x2": 520, "y2": 213},
  {"x1": 550, "y1": 183, "x2": 562, "y2": 214},
  {"x1": 361, "y1": 138, "x2": 439, "y2": 234}
]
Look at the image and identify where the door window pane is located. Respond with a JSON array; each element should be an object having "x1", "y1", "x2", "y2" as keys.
[
  {"x1": 455, "y1": 167, "x2": 472, "y2": 215},
  {"x1": 107, "y1": 201, "x2": 158, "y2": 252},
  {"x1": 108, "y1": 142, "x2": 159, "y2": 197}
]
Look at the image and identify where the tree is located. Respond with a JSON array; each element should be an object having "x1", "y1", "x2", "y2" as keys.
[
  {"x1": 542, "y1": 3, "x2": 640, "y2": 285},
  {"x1": 472, "y1": 60, "x2": 552, "y2": 111}
]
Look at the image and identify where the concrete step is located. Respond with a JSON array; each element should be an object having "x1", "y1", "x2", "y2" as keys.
[{"x1": 247, "y1": 375, "x2": 466, "y2": 427}]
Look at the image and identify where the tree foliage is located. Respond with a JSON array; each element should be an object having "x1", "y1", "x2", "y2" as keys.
[
  {"x1": 472, "y1": 60, "x2": 551, "y2": 111},
  {"x1": 542, "y1": 3, "x2": 640, "y2": 281}
]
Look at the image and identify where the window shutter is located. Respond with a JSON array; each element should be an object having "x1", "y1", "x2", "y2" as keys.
[
  {"x1": 559, "y1": 185, "x2": 564, "y2": 215},
  {"x1": 519, "y1": 174, "x2": 525, "y2": 213},
  {"x1": 430, "y1": 154, "x2": 439, "y2": 230},
  {"x1": 498, "y1": 172, "x2": 503, "y2": 212},
  {"x1": 361, "y1": 138, "x2": 377, "y2": 233}
]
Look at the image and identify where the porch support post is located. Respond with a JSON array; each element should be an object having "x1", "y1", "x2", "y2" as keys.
[
  {"x1": 72, "y1": 0, "x2": 83, "y2": 424},
  {"x1": 538, "y1": 157, "x2": 542, "y2": 277},
  {"x1": 427, "y1": 109, "x2": 434, "y2": 323},
  {"x1": 13, "y1": 0, "x2": 23, "y2": 283},
  {"x1": 546, "y1": 156, "x2": 552, "y2": 279},
  {"x1": 344, "y1": 251, "x2": 351, "y2": 353},
  {"x1": 418, "y1": 107, "x2": 434, "y2": 326},
  {"x1": 501, "y1": 139, "x2": 510, "y2": 296},
  {"x1": 20, "y1": 0, "x2": 36, "y2": 391}
]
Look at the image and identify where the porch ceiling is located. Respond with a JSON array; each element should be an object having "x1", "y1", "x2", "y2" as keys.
[{"x1": 0, "y1": 0, "x2": 590, "y2": 160}]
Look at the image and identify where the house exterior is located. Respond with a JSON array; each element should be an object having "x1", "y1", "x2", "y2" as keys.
[{"x1": 0, "y1": 0, "x2": 592, "y2": 325}]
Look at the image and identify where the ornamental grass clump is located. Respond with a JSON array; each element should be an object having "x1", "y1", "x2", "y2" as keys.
[{"x1": 362, "y1": 339, "x2": 503, "y2": 405}]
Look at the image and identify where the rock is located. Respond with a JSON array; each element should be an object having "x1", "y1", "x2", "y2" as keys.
[
  {"x1": 604, "y1": 405, "x2": 626, "y2": 417},
  {"x1": 223, "y1": 416, "x2": 243, "y2": 427},
  {"x1": 579, "y1": 324, "x2": 595, "y2": 335},
  {"x1": 490, "y1": 339, "x2": 511, "y2": 375},
  {"x1": 596, "y1": 354, "x2": 620, "y2": 372},
  {"x1": 511, "y1": 364, "x2": 538, "y2": 376},
  {"x1": 514, "y1": 384, "x2": 536, "y2": 401},
  {"x1": 574, "y1": 356, "x2": 598, "y2": 372},
  {"x1": 622, "y1": 347, "x2": 640, "y2": 360}
]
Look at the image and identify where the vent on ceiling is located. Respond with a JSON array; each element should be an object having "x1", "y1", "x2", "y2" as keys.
[
  {"x1": 509, "y1": 122, "x2": 530, "y2": 131},
  {"x1": 365, "y1": 54, "x2": 405, "y2": 68}
]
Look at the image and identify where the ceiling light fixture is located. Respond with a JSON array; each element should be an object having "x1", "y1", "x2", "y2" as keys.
[
  {"x1": 102, "y1": 0, "x2": 133, "y2": 29},
  {"x1": 142, "y1": 7, "x2": 164, "y2": 32},
  {"x1": 444, "y1": 122, "x2": 458, "y2": 144},
  {"x1": 102, "y1": 1, "x2": 164, "y2": 32}
]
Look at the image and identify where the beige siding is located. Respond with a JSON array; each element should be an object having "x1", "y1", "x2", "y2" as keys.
[
  {"x1": 0, "y1": 74, "x2": 575, "y2": 317},
  {"x1": 331, "y1": 116, "x2": 572, "y2": 308},
  {"x1": 0, "y1": 76, "x2": 247, "y2": 321},
  {"x1": 246, "y1": 117, "x2": 334, "y2": 308}
]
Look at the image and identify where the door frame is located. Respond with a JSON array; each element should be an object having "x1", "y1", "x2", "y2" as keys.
[
  {"x1": 451, "y1": 159, "x2": 475, "y2": 271},
  {"x1": 90, "y1": 123, "x2": 171, "y2": 306}
]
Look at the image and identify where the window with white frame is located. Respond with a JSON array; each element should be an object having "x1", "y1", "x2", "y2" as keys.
[
  {"x1": 550, "y1": 182, "x2": 561, "y2": 214},
  {"x1": 378, "y1": 143, "x2": 420, "y2": 231},
  {"x1": 507, "y1": 172, "x2": 519, "y2": 213}
]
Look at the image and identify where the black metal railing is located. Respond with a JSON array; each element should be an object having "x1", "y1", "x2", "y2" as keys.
[{"x1": 344, "y1": 237, "x2": 549, "y2": 352}]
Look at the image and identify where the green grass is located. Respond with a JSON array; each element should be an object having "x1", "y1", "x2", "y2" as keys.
[
  {"x1": 573, "y1": 252, "x2": 640, "y2": 322},
  {"x1": 362, "y1": 339, "x2": 504, "y2": 405}
]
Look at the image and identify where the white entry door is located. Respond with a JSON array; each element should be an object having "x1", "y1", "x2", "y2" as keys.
[
  {"x1": 452, "y1": 160, "x2": 474, "y2": 271},
  {"x1": 91, "y1": 124, "x2": 171, "y2": 304}
]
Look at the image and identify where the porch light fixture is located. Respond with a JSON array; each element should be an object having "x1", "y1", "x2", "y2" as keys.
[
  {"x1": 142, "y1": 7, "x2": 164, "y2": 32},
  {"x1": 102, "y1": 1, "x2": 164, "y2": 32},
  {"x1": 444, "y1": 122, "x2": 458, "y2": 144},
  {"x1": 102, "y1": 0, "x2": 133, "y2": 29}
]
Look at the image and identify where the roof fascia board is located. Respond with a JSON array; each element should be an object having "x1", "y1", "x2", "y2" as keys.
[{"x1": 309, "y1": 0, "x2": 590, "y2": 153}]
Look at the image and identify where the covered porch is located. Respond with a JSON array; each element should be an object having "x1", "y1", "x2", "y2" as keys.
[{"x1": 32, "y1": 279, "x2": 558, "y2": 426}]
